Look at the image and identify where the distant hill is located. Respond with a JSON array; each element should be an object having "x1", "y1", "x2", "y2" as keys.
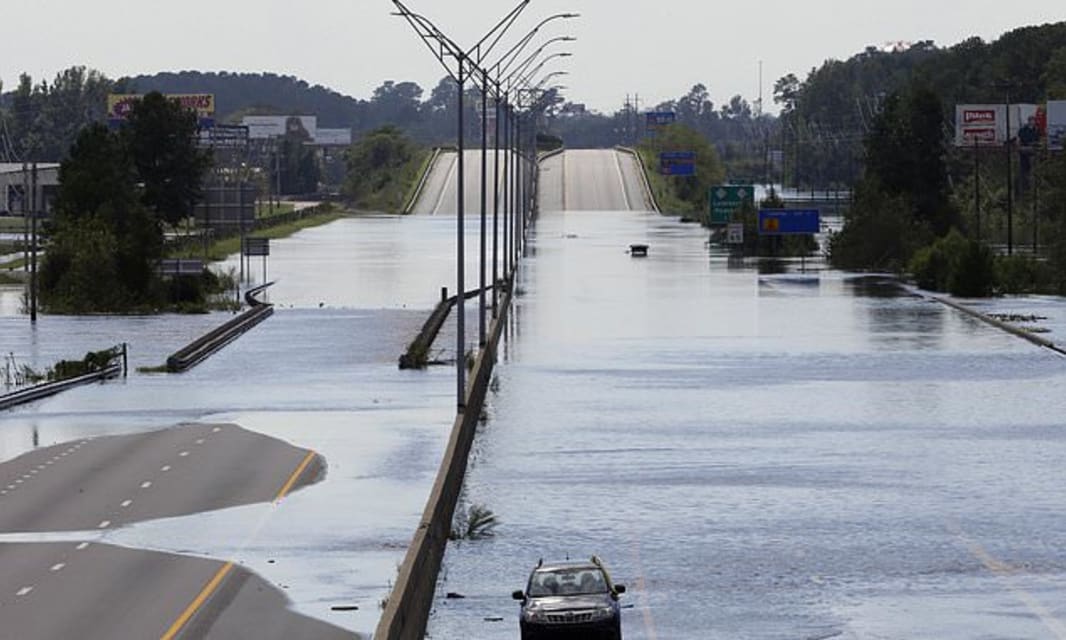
[{"x1": 124, "y1": 71, "x2": 369, "y2": 129}]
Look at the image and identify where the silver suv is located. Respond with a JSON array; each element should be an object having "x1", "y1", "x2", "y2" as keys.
[{"x1": 512, "y1": 556, "x2": 626, "y2": 640}]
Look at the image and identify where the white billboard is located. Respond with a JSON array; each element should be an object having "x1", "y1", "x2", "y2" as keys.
[
  {"x1": 1049, "y1": 101, "x2": 1066, "y2": 152},
  {"x1": 956, "y1": 104, "x2": 1041, "y2": 147},
  {"x1": 312, "y1": 128, "x2": 352, "y2": 146},
  {"x1": 956, "y1": 104, "x2": 1006, "y2": 147},
  {"x1": 241, "y1": 115, "x2": 318, "y2": 140}
]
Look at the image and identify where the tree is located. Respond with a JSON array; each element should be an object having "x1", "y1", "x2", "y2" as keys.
[
  {"x1": 864, "y1": 79, "x2": 958, "y2": 236},
  {"x1": 123, "y1": 92, "x2": 212, "y2": 227}
]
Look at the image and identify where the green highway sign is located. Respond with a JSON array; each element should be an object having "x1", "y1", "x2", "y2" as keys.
[{"x1": 709, "y1": 185, "x2": 754, "y2": 226}]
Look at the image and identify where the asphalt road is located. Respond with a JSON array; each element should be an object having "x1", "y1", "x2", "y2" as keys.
[
  {"x1": 539, "y1": 149, "x2": 652, "y2": 212},
  {"x1": 0, "y1": 424, "x2": 354, "y2": 639},
  {"x1": 411, "y1": 149, "x2": 511, "y2": 216}
]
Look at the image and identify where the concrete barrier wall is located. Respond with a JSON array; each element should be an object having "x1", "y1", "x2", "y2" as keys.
[
  {"x1": 616, "y1": 146, "x2": 661, "y2": 213},
  {"x1": 375, "y1": 290, "x2": 512, "y2": 640}
]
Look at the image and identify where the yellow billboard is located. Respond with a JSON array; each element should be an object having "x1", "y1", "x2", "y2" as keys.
[{"x1": 107, "y1": 94, "x2": 215, "y2": 120}]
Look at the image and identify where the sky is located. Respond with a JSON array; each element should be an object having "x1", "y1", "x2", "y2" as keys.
[{"x1": 2, "y1": 0, "x2": 1064, "y2": 114}]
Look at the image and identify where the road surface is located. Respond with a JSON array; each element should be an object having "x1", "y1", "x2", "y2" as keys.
[
  {"x1": 0, "y1": 424, "x2": 349, "y2": 638},
  {"x1": 427, "y1": 150, "x2": 1066, "y2": 639}
]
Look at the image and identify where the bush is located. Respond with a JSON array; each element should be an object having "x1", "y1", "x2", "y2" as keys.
[
  {"x1": 994, "y1": 255, "x2": 1052, "y2": 294},
  {"x1": 907, "y1": 229, "x2": 994, "y2": 297}
]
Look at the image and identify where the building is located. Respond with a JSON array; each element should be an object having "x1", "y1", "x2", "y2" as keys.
[{"x1": 0, "y1": 163, "x2": 61, "y2": 217}]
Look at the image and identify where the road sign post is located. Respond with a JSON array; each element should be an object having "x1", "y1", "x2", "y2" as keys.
[
  {"x1": 758, "y1": 209, "x2": 821, "y2": 235},
  {"x1": 660, "y1": 152, "x2": 696, "y2": 176},
  {"x1": 709, "y1": 185, "x2": 754, "y2": 226}
]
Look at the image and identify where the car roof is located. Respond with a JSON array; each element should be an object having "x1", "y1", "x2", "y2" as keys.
[{"x1": 534, "y1": 561, "x2": 601, "y2": 573}]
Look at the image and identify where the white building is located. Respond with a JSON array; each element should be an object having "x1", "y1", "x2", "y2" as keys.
[{"x1": 0, "y1": 163, "x2": 60, "y2": 216}]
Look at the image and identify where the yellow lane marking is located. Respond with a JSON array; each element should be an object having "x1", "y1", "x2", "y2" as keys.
[
  {"x1": 160, "y1": 562, "x2": 234, "y2": 640},
  {"x1": 274, "y1": 451, "x2": 316, "y2": 503},
  {"x1": 949, "y1": 521, "x2": 1066, "y2": 639}
]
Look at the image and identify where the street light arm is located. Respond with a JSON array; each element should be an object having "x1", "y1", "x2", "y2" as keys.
[
  {"x1": 468, "y1": 0, "x2": 531, "y2": 64},
  {"x1": 512, "y1": 53, "x2": 572, "y2": 92},
  {"x1": 487, "y1": 13, "x2": 579, "y2": 76},
  {"x1": 392, "y1": 1, "x2": 467, "y2": 81}
]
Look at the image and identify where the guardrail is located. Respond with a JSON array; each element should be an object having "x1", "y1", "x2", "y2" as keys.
[
  {"x1": 403, "y1": 148, "x2": 443, "y2": 215},
  {"x1": 616, "y1": 146, "x2": 661, "y2": 213},
  {"x1": 165, "y1": 283, "x2": 275, "y2": 373},
  {"x1": 0, "y1": 352, "x2": 125, "y2": 412}
]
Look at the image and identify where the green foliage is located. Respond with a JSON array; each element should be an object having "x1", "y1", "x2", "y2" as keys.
[
  {"x1": 995, "y1": 255, "x2": 1053, "y2": 294},
  {"x1": 830, "y1": 181, "x2": 930, "y2": 272},
  {"x1": 344, "y1": 126, "x2": 427, "y2": 212},
  {"x1": 6, "y1": 67, "x2": 114, "y2": 161},
  {"x1": 41, "y1": 94, "x2": 211, "y2": 313},
  {"x1": 50, "y1": 347, "x2": 122, "y2": 381},
  {"x1": 450, "y1": 504, "x2": 499, "y2": 541},
  {"x1": 864, "y1": 79, "x2": 959, "y2": 236},
  {"x1": 638, "y1": 123, "x2": 725, "y2": 215},
  {"x1": 908, "y1": 229, "x2": 995, "y2": 297},
  {"x1": 124, "y1": 92, "x2": 213, "y2": 226},
  {"x1": 830, "y1": 78, "x2": 958, "y2": 271}
]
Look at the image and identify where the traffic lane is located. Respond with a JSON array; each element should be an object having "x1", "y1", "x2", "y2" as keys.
[
  {"x1": 549, "y1": 150, "x2": 632, "y2": 212},
  {"x1": 0, "y1": 542, "x2": 355, "y2": 640},
  {"x1": 616, "y1": 151, "x2": 653, "y2": 211},
  {"x1": 0, "y1": 424, "x2": 323, "y2": 533},
  {"x1": 410, "y1": 151, "x2": 456, "y2": 215},
  {"x1": 424, "y1": 150, "x2": 512, "y2": 216},
  {"x1": 538, "y1": 153, "x2": 564, "y2": 212}
]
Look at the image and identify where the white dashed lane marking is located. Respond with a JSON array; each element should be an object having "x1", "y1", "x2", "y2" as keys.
[
  {"x1": 213, "y1": 427, "x2": 222, "y2": 433},
  {"x1": 179, "y1": 451, "x2": 189, "y2": 458},
  {"x1": 161, "y1": 466, "x2": 171, "y2": 472},
  {"x1": 16, "y1": 586, "x2": 33, "y2": 597},
  {"x1": 195, "y1": 439, "x2": 205, "y2": 445},
  {"x1": 76, "y1": 542, "x2": 89, "y2": 551},
  {"x1": 140, "y1": 481, "x2": 152, "y2": 489},
  {"x1": 50, "y1": 563, "x2": 65, "y2": 572},
  {"x1": 98, "y1": 521, "x2": 110, "y2": 529},
  {"x1": 121, "y1": 500, "x2": 133, "y2": 508}
]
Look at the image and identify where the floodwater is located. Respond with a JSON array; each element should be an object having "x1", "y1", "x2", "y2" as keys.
[
  {"x1": 427, "y1": 206, "x2": 1066, "y2": 639},
  {"x1": 0, "y1": 213, "x2": 498, "y2": 635}
]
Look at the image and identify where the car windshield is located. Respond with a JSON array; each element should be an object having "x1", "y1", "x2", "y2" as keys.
[{"x1": 528, "y1": 568, "x2": 608, "y2": 597}]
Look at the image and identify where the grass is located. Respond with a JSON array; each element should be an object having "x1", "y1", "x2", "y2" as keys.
[
  {"x1": 400, "y1": 149, "x2": 435, "y2": 214},
  {"x1": 256, "y1": 202, "x2": 296, "y2": 219},
  {"x1": 168, "y1": 208, "x2": 347, "y2": 262},
  {"x1": 0, "y1": 217, "x2": 27, "y2": 233},
  {"x1": 1, "y1": 257, "x2": 27, "y2": 272},
  {"x1": 636, "y1": 148, "x2": 698, "y2": 216}
]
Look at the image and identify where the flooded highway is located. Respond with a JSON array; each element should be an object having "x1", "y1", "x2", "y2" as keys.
[
  {"x1": 0, "y1": 214, "x2": 488, "y2": 636},
  {"x1": 427, "y1": 152, "x2": 1066, "y2": 639},
  {"x1": 2, "y1": 149, "x2": 1066, "y2": 638}
]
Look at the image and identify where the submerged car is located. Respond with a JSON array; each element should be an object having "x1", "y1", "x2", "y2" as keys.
[{"x1": 512, "y1": 556, "x2": 626, "y2": 640}]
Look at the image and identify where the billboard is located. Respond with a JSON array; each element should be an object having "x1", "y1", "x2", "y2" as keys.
[
  {"x1": 108, "y1": 94, "x2": 215, "y2": 128},
  {"x1": 758, "y1": 209, "x2": 820, "y2": 236},
  {"x1": 955, "y1": 104, "x2": 1006, "y2": 147},
  {"x1": 313, "y1": 128, "x2": 353, "y2": 146},
  {"x1": 1049, "y1": 101, "x2": 1066, "y2": 152},
  {"x1": 955, "y1": 104, "x2": 1041, "y2": 147},
  {"x1": 660, "y1": 151, "x2": 696, "y2": 176},
  {"x1": 241, "y1": 115, "x2": 318, "y2": 140}
]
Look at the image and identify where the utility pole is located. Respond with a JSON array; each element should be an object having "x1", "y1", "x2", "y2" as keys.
[
  {"x1": 21, "y1": 162, "x2": 29, "y2": 273},
  {"x1": 1005, "y1": 101, "x2": 1013, "y2": 256},
  {"x1": 30, "y1": 163, "x2": 38, "y2": 324}
]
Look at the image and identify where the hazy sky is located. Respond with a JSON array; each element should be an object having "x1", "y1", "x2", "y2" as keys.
[{"x1": 2, "y1": 0, "x2": 1064, "y2": 114}]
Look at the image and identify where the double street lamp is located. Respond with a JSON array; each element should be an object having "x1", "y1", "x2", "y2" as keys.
[{"x1": 392, "y1": 1, "x2": 576, "y2": 410}]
